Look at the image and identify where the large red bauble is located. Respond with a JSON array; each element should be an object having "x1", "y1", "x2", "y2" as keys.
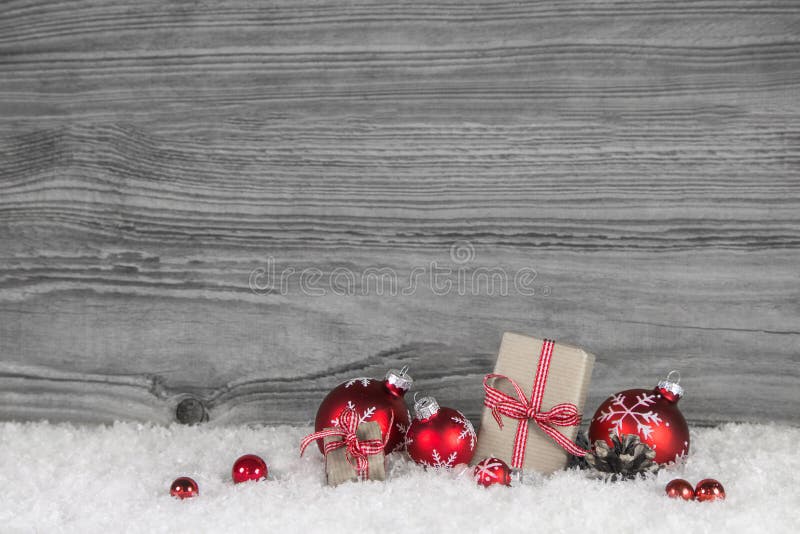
[
  {"x1": 314, "y1": 369, "x2": 412, "y2": 454},
  {"x1": 695, "y1": 479, "x2": 725, "y2": 502},
  {"x1": 170, "y1": 477, "x2": 199, "y2": 499},
  {"x1": 474, "y1": 457, "x2": 512, "y2": 487},
  {"x1": 588, "y1": 372, "x2": 690, "y2": 465},
  {"x1": 405, "y1": 396, "x2": 476, "y2": 468},
  {"x1": 232, "y1": 454, "x2": 268, "y2": 484}
]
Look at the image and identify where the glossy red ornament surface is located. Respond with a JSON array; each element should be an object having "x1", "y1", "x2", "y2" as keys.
[
  {"x1": 315, "y1": 375, "x2": 411, "y2": 454},
  {"x1": 232, "y1": 454, "x2": 268, "y2": 484},
  {"x1": 170, "y1": 477, "x2": 199, "y2": 499},
  {"x1": 406, "y1": 403, "x2": 476, "y2": 468},
  {"x1": 588, "y1": 383, "x2": 690, "y2": 465},
  {"x1": 665, "y1": 478, "x2": 695, "y2": 500},
  {"x1": 695, "y1": 479, "x2": 726, "y2": 502},
  {"x1": 474, "y1": 457, "x2": 512, "y2": 487}
]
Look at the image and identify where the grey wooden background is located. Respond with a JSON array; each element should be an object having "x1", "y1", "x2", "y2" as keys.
[{"x1": 0, "y1": 0, "x2": 798, "y2": 427}]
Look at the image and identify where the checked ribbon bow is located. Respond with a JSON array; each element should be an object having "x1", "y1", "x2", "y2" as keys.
[
  {"x1": 483, "y1": 338, "x2": 588, "y2": 469},
  {"x1": 300, "y1": 406, "x2": 391, "y2": 479}
]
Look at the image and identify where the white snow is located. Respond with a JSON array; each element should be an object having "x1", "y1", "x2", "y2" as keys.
[{"x1": 0, "y1": 421, "x2": 797, "y2": 533}]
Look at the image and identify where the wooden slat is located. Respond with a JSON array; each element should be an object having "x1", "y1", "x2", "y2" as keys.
[{"x1": 0, "y1": 0, "x2": 798, "y2": 426}]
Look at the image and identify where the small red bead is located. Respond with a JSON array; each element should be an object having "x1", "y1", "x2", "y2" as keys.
[
  {"x1": 665, "y1": 478, "x2": 695, "y2": 500},
  {"x1": 170, "y1": 477, "x2": 199, "y2": 499},
  {"x1": 232, "y1": 454, "x2": 268, "y2": 484},
  {"x1": 695, "y1": 479, "x2": 726, "y2": 502},
  {"x1": 474, "y1": 457, "x2": 512, "y2": 487}
]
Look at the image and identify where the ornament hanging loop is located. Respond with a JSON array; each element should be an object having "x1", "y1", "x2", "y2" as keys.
[{"x1": 666, "y1": 370, "x2": 681, "y2": 384}]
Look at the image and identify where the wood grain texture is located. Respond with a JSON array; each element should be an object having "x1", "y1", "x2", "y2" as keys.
[{"x1": 0, "y1": 0, "x2": 798, "y2": 427}]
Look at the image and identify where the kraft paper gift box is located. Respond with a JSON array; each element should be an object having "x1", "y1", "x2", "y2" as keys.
[
  {"x1": 473, "y1": 332, "x2": 595, "y2": 474},
  {"x1": 323, "y1": 421, "x2": 386, "y2": 486}
]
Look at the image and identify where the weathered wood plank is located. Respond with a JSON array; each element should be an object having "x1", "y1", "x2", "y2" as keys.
[
  {"x1": 0, "y1": 1, "x2": 798, "y2": 426},
  {"x1": 2, "y1": 0, "x2": 800, "y2": 119}
]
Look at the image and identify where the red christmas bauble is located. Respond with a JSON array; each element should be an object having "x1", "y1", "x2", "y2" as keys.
[
  {"x1": 170, "y1": 477, "x2": 199, "y2": 499},
  {"x1": 474, "y1": 457, "x2": 512, "y2": 487},
  {"x1": 405, "y1": 396, "x2": 476, "y2": 468},
  {"x1": 232, "y1": 454, "x2": 268, "y2": 484},
  {"x1": 588, "y1": 371, "x2": 690, "y2": 465},
  {"x1": 315, "y1": 369, "x2": 412, "y2": 454},
  {"x1": 665, "y1": 478, "x2": 695, "y2": 500},
  {"x1": 695, "y1": 479, "x2": 725, "y2": 502}
]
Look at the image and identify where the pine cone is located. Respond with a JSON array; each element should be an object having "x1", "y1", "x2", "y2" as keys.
[{"x1": 584, "y1": 432, "x2": 658, "y2": 480}]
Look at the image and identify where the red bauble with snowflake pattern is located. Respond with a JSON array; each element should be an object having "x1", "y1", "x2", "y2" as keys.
[
  {"x1": 474, "y1": 457, "x2": 512, "y2": 487},
  {"x1": 314, "y1": 368, "x2": 413, "y2": 454},
  {"x1": 588, "y1": 371, "x2": 690, "y2": 465},
  {"x1": 405, "y1": 396, "x2": 476, "y2": 468}
]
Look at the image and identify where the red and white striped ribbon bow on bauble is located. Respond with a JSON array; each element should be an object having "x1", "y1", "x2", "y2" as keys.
[
  {"x1": 300, "y1": 406, "x2": 391, "y2": 479},
  {"x1": 483, "y1": 338, "x2": 588, "y2": 469}
]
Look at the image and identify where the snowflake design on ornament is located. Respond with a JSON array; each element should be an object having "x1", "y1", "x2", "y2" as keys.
[
  {"x1": 358, "y1": 406, "x2": 377, "y2": 424},
  {"x1": 344, "y1": 377, "x2": 372, "y2": 388},
  {"x1": 399, "y1": 415, "x2": 413, "y2": 449},
  {"x1": 596, "y1": 392, "x2": 662, "y2": 439},
  {"x1": 474, "y1": 458, "x2": 505, "y2": 483},
  {"x1": 330, "y1": 401, "x2": 377, "y2": 427},
  {"x1": 394, "y1": 421, "x2": 410, "y2": 452},
  {"x1": 451, "y1": 415, "x2": 477, "y2": 450},
  {"x1": 422, "y1": 449, "x2": 458, "y2": 469}
]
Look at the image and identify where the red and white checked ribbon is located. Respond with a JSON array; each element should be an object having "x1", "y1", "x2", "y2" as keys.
[
  {"x1": 300, "y1": 407, "x2": 391, "y2": 480},
  {"x1": 483, "y1": 338, "x2": 588, "y2": 468}
]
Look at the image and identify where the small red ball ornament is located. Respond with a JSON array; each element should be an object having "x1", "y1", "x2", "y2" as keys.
[
  {"x1": 695, "y1": 479, "x2": 726, "y2": 502},
  {"x1": 232, "y1": 454, "x2": 268, "y2": 484},
  {"x1": 665, "y1": 478, "x2": 695, "y2": 500},
  {"x1": 315, "y1": 368, "x2": 413, "y2": 454},
  {"x1": 588, "y1": 371, "x2": 690, "y2": 465},
  {"x1": 405, "y1": 396, "x2": 476, "y2": 468},
  {"x1": 474, "y1": 457, "x2": 512, "y2": 487},
  {"x1": 170, "y1": 477, "x2": 199, "y2": 499}
]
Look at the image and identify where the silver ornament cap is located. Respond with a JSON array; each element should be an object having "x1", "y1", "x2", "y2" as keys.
[
  {"x1": 657, "y1": 370, "x2": 684, "y2": 401},
  {"x1": 385, "y1": 366, "x2": 413, "y2": 393},
  {"x1": 413, "y1": 395, "x2": 440, "y2": 420}
]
